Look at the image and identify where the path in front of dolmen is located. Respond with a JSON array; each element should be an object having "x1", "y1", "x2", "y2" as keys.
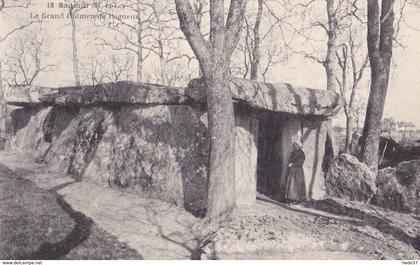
[{"x1": 0, "y1": 152, "x2": 199, "y2": 259}]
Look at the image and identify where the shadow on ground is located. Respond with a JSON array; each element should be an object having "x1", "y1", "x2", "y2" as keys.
[
  {"x1": 22, "y1": 196, "x2": 94, "y2": 259},
  {"x1": 302, "y1": 199, "x2": 420, "y2": 251},
  {"x1": 0, "y1": 163, "x2": 143, "y2": 260},
  {"x1": 258, "y1": 196, "x2": 420, "y2": 252}
]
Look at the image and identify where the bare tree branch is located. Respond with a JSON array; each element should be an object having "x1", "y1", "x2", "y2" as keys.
[{"x1": 2, "y1": 29, "x2": 55, "y2": 86}]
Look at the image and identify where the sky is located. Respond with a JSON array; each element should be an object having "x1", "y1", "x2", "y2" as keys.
[
  {"x1": 268, "y1": 1, "x2": 420, "y2": 128},
  {"x1": 1, "y1": 0, "x2": 420, "y2": 127}
]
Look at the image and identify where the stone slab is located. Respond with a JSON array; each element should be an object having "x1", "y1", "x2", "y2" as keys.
[
  {"x1": 187, "y1": 78, "x2": 343, "y2": 117},
  {"x1": 234, "y1": 108, "x2": 259, "y2": 206},
  {"x1": 5, "y1": 82, "x2": 188, "y2": 106}
]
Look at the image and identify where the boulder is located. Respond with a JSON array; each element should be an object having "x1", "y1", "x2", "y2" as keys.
[
  {"x1": 374, "y1": 160, "x2": 420, "y2": 214},
  {"x1": 325, "y1": 154, "x2": 377, "y2": 202},
  {"x1": 187, "y1": 78, "x2": 343, "y2": 116}
]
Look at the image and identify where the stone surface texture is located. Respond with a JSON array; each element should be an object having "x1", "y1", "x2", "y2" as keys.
[
  {"x1": 6, "y1": 82, "x2": 187, "y2": 106},
  {"x1": 4, "y1": 85, "x2": 58, "y2": 106},
  {"x1": 302, "y1": 118, "x2": 328, "y2": 200},
  {"x1": 105, "y1": 105, "x2": 209, "y2": 212},
  {"x1": 8, "y1": 103, "x2": 209, "y2": 214},
  {"x1": 325, "y1": 154, "x2": 377, "y2": 202},
  {"x1": 375, "y1": 160, "x2": 420, "y2": 214},
  {"x1": 9, "y1": 106, "x2": 53, "y2": 160},
  {"x1": 234, "y1": 108, "x2": 259, "y2": 207},
  {"x1": 187, "y1": 78, "x2": 343, "y2": 116},
  {"x1": 196, "y1": 197, "x2": 420, "y2": 260}
]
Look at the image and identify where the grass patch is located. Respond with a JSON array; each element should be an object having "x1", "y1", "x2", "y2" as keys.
[{"x1": 0, "y1": 164, "x2": 143, "y2": 260}]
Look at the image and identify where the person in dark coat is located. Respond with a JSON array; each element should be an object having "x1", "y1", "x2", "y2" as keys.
[{"x1": 285, "y1": 140, "x2": 306, "y2": 202}]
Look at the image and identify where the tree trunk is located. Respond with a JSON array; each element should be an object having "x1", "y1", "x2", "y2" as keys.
[
  {"x1": 359, "y1": 69, "x2": 389, "y2": 171},
  {"x1": 204, "y1": 63, "x2": 236, "y2": 220},
  {"x1": 69, "y1": 9, "x2": 81, "y2": 86},
  {"x1": 359, "y1": 0, "x2": 394, "y2": 172},
  {"x1": 325, "y1": 0, "x2": 338, "y2": 93},
  {"x1": 160, "y1": 56, "x2": 167, "y2": 85},
  {"x1": 344, "y1": 109, "x2": 353, "y2": 153},
  {"x1": 136, "y1": 5, "x2": 143, "y2": 83},
  {"x1": 175, "y1": 0, "x2": 247, "y2": 221},
  {"x1": 136, "y1": 48, "x2": 143, "y2": 83},
  {"x1": 193, "y1": 1, "x2": 205, "y2": 78},
  {"x1": 0, "y1": 61, "x2": 6, "y2": 137},
  {"x1": 250, "y1": 0, "x2": 263, "y2": 80},
  {"x1": 153, "y1": 6, "x2": 168, "y2": 86},
  {"x1": 322, "y1": 0, "x2": 338, "y2": 170},
  {"x1": 159, "y1": 33, "x2": 167, "y2": 85},
  {"x1": 70, "y1": 10, "x2": 81, "y2": 86}
]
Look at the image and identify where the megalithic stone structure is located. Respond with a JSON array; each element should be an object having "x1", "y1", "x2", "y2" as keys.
[{"x1": 4, "y1": 78, "x2": 343, "y2": 214}]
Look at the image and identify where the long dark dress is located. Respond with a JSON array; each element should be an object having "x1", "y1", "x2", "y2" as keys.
[{"x1": 285, "y1": 148, "x2": 306, "y2": 201}]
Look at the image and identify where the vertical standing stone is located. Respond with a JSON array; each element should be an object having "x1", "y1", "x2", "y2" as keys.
[
  {"x1": 234, "y1": 109, "x2": 259, "y2": 207},
  {"x1": 302, "y1": 118, "x2": 327, "y2": 200},
  {"x1": 10, "y1": 106, "x2": 53, "y2": 159}
]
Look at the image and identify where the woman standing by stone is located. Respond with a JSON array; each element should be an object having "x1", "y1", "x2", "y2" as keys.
[{"x1": 285, "y1": 140, "x2": 306, "y2": 202}]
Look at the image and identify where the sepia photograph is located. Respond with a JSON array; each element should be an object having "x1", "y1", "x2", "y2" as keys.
[{"x1": 0, "y1": 0, "x2": 419, "y2": 262}]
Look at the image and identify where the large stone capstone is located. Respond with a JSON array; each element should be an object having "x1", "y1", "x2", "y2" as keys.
[
  {"x1": 4, "y1": 85, "x2": 58, "y2": 106},
  {"x1": 187, "y1": 78, "x2": 343, "y2": 116},
  {"x1": 5, "y1": 82, "x2": 188, "y2": 106}
]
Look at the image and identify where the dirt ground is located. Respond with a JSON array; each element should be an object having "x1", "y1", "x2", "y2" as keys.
[
  {"x1": 0, "y1": 152, "x2": 199, "y2": 259},
  {"x1": 0, "y1": 151, "x2": 419, "y2": 260},
  {"x1": 203, "y1": 195, "x2": 420, "y2": 259},
  {"x1": 0, "y1": 164, "x2": 142, "y2": 259}
]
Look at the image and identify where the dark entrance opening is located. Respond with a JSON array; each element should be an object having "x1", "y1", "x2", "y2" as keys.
[{"x1": 256, "y1": 112, "x2": 287, "y2": 199}]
